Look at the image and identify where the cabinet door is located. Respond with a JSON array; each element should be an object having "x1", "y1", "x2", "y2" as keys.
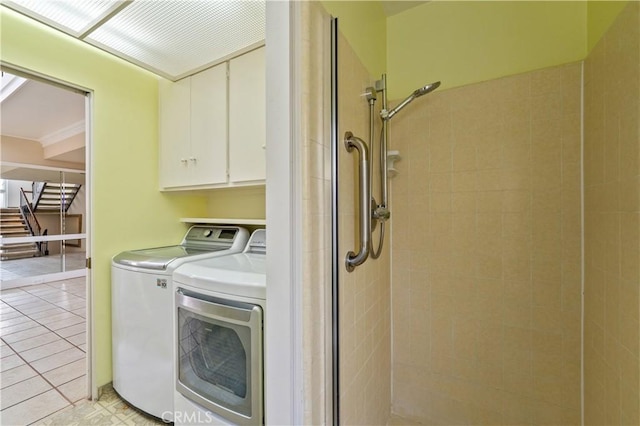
[
  {"x1": 159, "y1": 77, "x2": 191, "y2": 188},
  {"x1": 190, "y1": 63, "x2": 228, "y2": 186},
  {"x1": 228, "y1": 47, "x2": 266, "y2": 183}
]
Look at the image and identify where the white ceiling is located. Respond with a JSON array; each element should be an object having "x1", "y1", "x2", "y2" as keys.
[
  {"x1": 0, "y1": 76, "x2": 85, "y2": 143},
  {"x1": 3, "y1": 0, "x2": 266, "y2": 81},
  {"x1": 0, "y1": 72, "x2": 86, "y2": 166}
]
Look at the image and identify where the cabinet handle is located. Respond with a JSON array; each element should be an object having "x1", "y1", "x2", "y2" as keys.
[
  {"x1": 262, "y1": 144, "x2": 266, "y2": 150},
  {"x1": 189, "y1": 157, "x2": 197, "y2": 163},
  {"x1": 180, "y1": 158, "x2": 188, "y2": 164}
]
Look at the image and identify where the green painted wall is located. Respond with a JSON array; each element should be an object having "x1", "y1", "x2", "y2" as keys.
[
  {"x1": 0, "y1": 9, "x2": 208, "y2": 387},
  {"x1": 587, "y1": 1, "x2": 629, "y2": 51},
  {"x1": 387, "y1": 1, "x2": 588, "y2": 97},
  {"x1": 321, "y1": 0, "x2": 387, "y2": 78}
]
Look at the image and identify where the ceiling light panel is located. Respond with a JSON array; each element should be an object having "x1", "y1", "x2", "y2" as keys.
[
  {"x1": 4, "y1": 0, "x2": 118, "y2": 35},
  {"x1": 86, "y1": 0, "x2": 266, "y2": 79}
]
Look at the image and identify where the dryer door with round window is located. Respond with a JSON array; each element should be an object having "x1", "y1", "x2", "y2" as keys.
[{"x1": 176, "y1": 289, "x2": 263, "y2": 425}]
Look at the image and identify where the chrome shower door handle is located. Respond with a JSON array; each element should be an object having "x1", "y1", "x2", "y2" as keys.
[{"x1": 344, "y1": 131, "x2": 370, "y2": 272}]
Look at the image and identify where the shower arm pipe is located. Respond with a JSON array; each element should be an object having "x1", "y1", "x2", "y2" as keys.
[{"x1": 344, "y1": 131, "x2": 371, "y2": 272}]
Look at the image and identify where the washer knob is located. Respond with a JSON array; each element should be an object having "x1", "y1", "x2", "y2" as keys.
[{"x1": 203, "y1": 229, "x2": 213, "y2": 237}]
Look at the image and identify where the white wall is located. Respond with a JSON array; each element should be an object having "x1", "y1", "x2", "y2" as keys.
[{"x1": 6, "y1": 180, "x2": 32, "y2": 207}]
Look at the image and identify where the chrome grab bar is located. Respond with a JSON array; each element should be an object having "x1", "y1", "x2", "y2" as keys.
[{"x1": 344, "y1": 131, "x2": 370, "y2": 272}]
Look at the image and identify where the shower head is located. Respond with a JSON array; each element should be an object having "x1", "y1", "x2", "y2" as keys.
[
  {"x1": 382, "y1": 80, "x2": 441, "y2": 121},
  {"x1": 414, "y1": 81, "x2": 441, "y2": 97}
]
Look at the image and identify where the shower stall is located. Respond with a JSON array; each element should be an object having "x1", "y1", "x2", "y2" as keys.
[{"x1": 297, "y1": 1, "x2": 640, "y2": 425}]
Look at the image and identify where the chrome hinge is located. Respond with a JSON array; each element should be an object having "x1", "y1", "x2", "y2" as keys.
[{"x1": 86, "y1": 257, "x2": 91, "y2": 269}]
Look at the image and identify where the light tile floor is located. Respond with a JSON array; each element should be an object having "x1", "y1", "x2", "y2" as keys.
[
  {"x1": 0, "y1": 252, "x2": 86, "y2": 282},
  {"x1": 0, "y1": 278, "x2": 88, "y2": 425},
  {"x1": 40, "y1": 384, "x2": 164, "y2": 426},
  {"x1": 1, "y1": 278, "x2": 164, "y2": 426}
]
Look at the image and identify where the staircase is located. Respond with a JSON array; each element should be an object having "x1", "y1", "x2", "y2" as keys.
[
  {"x1": 0, "y1": 208, "x2": 39, "y2": 260},
  {"x1": 33, "y1": 182, "x2": 81, "y2": 212}
]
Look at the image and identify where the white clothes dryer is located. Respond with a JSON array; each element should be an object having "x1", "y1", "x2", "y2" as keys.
[
  {"x1": 111, "y1": 225, "x2": 249, "y2": 422},
  {"x1": 172, "y1": 229, "x2": 266, "y2": 426}
]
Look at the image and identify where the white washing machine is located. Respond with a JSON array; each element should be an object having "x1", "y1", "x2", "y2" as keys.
[
  {"x1": 111, "y1": 225, "x2": 249, "y2": 422},
  {"x1": 172, "y1": 229, "x2": 266, "y2": 426}
]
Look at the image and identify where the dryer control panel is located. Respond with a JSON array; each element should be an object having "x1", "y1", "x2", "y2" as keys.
[{"x1": 244, "y1": 229, "x2": 266, "y2": 254}]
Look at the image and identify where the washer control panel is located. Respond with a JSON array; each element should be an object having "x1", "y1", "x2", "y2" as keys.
[{"x1": 183, "y1": 226, "x2": 242, "y2": 247}]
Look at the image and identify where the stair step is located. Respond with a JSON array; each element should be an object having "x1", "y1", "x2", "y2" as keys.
[
  {"x1": 1, "y1": 250, "x2": 39, "y2": 260},
  {"x1": 32, "y1": 183, "x2": 81, "y2": 213},
  {"x1": 1, "y1": 242, "x2": 37, "y2": 249},
  {"x1": 1, "y1": 248, "x2": 38, "y2": 254},
  {"x1": 0, "y1": 229, "x2": 29, "y2": 235},
  {"x1": 0, "y1": 225, "x2": 28, "y2": 231},
  {"x1": 42, "y1": 191, "x2": 76, "y2": 194}
]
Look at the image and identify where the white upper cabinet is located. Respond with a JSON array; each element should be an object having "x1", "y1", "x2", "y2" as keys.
[
  {"x1": 190, "y1": 65, "x2": 228, "y2": 185},
  {"x1": 159, "y1": 77, "x2": 191, "y2": 188},
  {"x1": 158, "y1": 47, "x2": 265, "y2": 190},
  {"x1": 229, "y1": 47, "x2": 266, "y2": 183}
]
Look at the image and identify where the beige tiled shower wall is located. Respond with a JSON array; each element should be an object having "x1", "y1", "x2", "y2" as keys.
[
  {"x1": 337, "y1": 31, "x2": 392, "y2": 424},
  {"x1": 389, "y1": 62, "x2": 583, "y2": 424},
  {"x1": 584, "y1": 2, "x2": 640, "y2": 425},
  {"x1": 300, "y1": 1, "x2": 332, "y2": 424}
]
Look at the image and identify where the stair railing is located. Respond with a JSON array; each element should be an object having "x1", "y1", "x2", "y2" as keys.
[
  {"x1": 31, "y1": 181, "x2": 46, "y2": 210},
  {"x1": 19, "y1": 187, "x2": 46, "y2": 256},
  {"x1": 65, "y1": 184, "x2": 81, "y2": 211}
]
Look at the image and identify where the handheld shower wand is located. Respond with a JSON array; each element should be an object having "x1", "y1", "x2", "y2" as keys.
[{"x1": 381, "y1": 81, "x2": 441, "y2": 121}]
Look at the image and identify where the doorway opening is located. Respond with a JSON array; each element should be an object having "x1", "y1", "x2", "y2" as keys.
[{"x1": 0, "y1": 68, "x2": 92, "y2": 422}]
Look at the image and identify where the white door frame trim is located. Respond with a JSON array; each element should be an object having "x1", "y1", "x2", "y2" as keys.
[
  {"x1": 264, "y1": 1, "x2": 304, "y2": 424},
  {"x1": 0, "y1": 60, "x2": 95, "y2": 400}
]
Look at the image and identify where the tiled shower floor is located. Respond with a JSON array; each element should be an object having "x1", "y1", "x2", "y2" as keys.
[{"x1": 0, "y1": 278, "x2": 87, "y2": 424}]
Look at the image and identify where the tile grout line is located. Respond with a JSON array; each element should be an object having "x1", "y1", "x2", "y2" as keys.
[
  {"x1": 1, "y1": 350, "x2": 87, "y2": 413},
  {"x1": 2, "y1": 308, "x2": 85, "y2": 346},
  {"x1": 1, "y1": 354, "x2": 87, "y2": 391},
  {"x1": 2, "y1": 315, "x2": 87, "y2": 367},
  {"x1": 1, "y1": 280, "x2": 88, "y2": 413},
  {"x1": 27, "y1": 404, "x2": 77, "y2": 426},
  {"x1": 2, "y1": 287, "x2": 86, "y2": 344},
  {"x1": 0, "y1": 343, "x2": 76, "y2": 411}
]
